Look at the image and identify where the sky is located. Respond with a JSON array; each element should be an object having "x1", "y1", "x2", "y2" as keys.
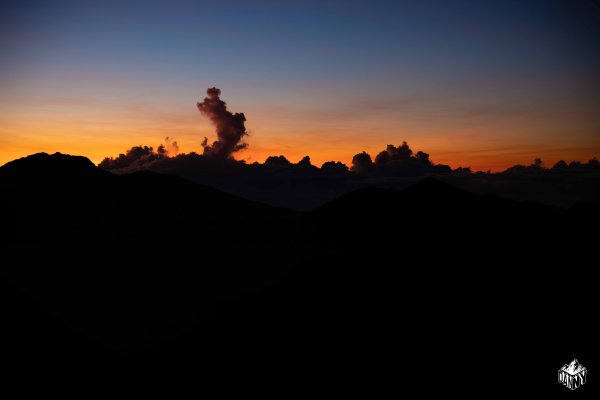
[{"x1": 1, "y1": 0, "x2": 599, "y2": 171}]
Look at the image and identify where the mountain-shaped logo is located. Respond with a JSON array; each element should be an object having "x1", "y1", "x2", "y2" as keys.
[{"x1": 558, "y1": 358, "x2": 587, "y2": 390}]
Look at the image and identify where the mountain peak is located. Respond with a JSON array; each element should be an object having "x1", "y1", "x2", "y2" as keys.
[
  {"x1": 400, "y1": 177, "x2": 473, "y2": 201},
  {"x1": 0, "y1": 152, "x2": 110, "y2": 184},
  {"x1": 409, "y1": 177, "x2": 461, "y2": 191},
  {"x1": 2, "y1": 152, "x2": 95, "y2": 169}
]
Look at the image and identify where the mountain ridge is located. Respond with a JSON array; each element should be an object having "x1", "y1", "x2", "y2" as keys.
[{"x1": 1, "y1": 152, "x2": 597, "y2": 395}]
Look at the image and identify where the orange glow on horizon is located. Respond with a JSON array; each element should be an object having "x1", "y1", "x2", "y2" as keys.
[
  {"x1": 2, "y1": 128, "x2": 598, "y2": 173},
  {"x1": 1, "y1": 100, "x2": 598, "y2": 172}
]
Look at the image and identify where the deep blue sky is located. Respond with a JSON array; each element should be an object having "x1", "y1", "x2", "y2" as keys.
[{"x1": 1, "y1": 0, "x2": 599, "y2": 169}]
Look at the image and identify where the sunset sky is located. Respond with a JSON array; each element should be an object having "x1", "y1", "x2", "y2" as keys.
[{"x1": 1, "y1": 0, "x2": 599, "y2": 171}]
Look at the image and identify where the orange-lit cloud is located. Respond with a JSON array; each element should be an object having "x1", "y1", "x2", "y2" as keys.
[{"x1": 1, "y1": 88, "x2": 599, "y2": 172}]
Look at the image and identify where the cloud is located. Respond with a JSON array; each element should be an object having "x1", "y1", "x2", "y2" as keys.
[
  {"x1": 98, "y1": 145, "x2": 165, "y2": 171},
  {"x1": 95, "y1": 87, "x2": 599, "y2": 210},
  {"x1": 197, "y1": 87, "x2": 248, "y2": 159},
  {"x1": 352, "y1": 142, "x2": 450, "y2": 176},
  {"x1": 502, "y1": 157, "x2": 600, "y2": 175},
  {"x1": 321, "y1": 161, "x2": 349, "y2": 175},
  {"x1": 350, "y1": 151, "x2": 374, "y2": 175},
  {"x1": 100, "y1": 137, "x2": 180, "y2": 171},
  {"x1": 264, "y1": 155, "x2": 292, "y2": 167},
  {"x1": 158, "y1": 136, "x2": 179, "y2": 156}
]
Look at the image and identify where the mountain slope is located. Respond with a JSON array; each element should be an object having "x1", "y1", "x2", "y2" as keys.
[
  {"x1": 1, "y1": 152, "x2": 294, "y2": 242},
  {"x1": 1, "y1": 153, "x2": 300, "y2": 350},
  {"x1": 181, "y1": 177, "x2": 597, "y2": 395},
  {"x1": 1, "y1": 154, "x2": 597, "y2": 395}
]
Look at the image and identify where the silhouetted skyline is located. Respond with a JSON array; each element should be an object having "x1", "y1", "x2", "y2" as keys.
[{"x1": 94, "y1": 88, "x2": 600, "y2": 210}]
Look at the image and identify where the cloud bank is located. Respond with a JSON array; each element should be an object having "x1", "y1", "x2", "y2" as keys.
[{"x1": 97, "y1": 87, "x2": 599, "y2": 210}]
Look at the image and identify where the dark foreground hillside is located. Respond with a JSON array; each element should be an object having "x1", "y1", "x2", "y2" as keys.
[{"x1": 1, "y1": 153, "x2": 597, "y2": 396}]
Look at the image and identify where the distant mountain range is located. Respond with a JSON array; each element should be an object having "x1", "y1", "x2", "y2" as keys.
[{"x1": 1, "y1": 152, "x2": 597, "y2": 395}]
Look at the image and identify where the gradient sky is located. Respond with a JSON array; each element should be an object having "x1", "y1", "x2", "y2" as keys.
[{"x1": 1, "y1": 0, "x2": 599, "y2": 170}]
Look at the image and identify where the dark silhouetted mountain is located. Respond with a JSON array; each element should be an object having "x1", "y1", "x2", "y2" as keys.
[
  {"x1": 315, "y1": 177, "x2": 477, "y2": 216},
  {"x1": 2, "y1": 153, "x2": 597, "y2": 395},
  {"x1": 1, "y1": 153, "x2": 297, "y2": 351},
  {"x1": 1, "y1": 152, "x2": 294, "y2": 242},
  {"x1": 1, "y1": 276, "x2": 107, "y2": 384},
  {"x1": 1, "y1": 152, "x2": 110, "y2": 182}
]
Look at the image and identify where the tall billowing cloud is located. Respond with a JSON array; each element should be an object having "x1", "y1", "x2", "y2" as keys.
[{"x1": 197, "y1": 87, "x2": 248, "y2": 159}]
